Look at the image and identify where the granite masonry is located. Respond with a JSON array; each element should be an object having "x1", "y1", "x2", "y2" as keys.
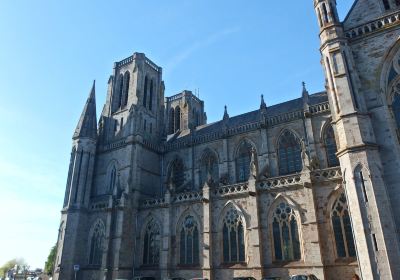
[{"x1": 53, "y1": 1, "x2": 400, "y2": 279}]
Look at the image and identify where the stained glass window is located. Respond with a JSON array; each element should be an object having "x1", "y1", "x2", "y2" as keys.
[
  {"x1": 331, "y1": 193, "x2": 356, "y2": 258},
  {"x1": 278, "y1": 131, "x2": 302, "y2": 175},
  {"x1": 200, "y1": 150, "x2": 219, "y2": 187},
  {"x1": 179, "y1": 216, "x2": 200, "y2": 265},
  {"x1": 324, "y1": 125, "x2": 339, "y2": 167},
  {"x1": 143, "y1": 219, "x2": 160, "y2": 265},
  {"x1": 236, "y1": 141, "x2": 253, "y2": 182},
  {"x1": 222, "y1": 208, "x2": 245, "y2": 263},
  {"x1": 272, "y1": 202, "x2": 301, "y2": 261},
  {"x1": 89, "y1": 220, "x2": 105, "y2": 265}
]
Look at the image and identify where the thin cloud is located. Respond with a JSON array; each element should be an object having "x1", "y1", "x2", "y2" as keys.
[{"x1": 165, "y1": 27, "x2": 241, "y2": 73}]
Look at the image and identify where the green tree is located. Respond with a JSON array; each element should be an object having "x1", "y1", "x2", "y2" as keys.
[
  {"x1": 44, "y1": 244, "x2": 57, "y2": 276},
  {"x1": 0, "y1": 258, "x2": 27, "y2": 278}
]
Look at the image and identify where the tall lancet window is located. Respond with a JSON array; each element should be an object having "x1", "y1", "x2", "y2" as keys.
[
  {"x1": 143, "y1": 219, "x2": 161, "y2": 266},
  {"x1": 200, "y1": 150, "x2": 219, "y2": 187},
  {"x1": 331, "y1": 192, "x2": 356, "y2": 258},
  {"x1": 169, "y1": 108, "x2": 175, "y2": 134},
  {"x1": 143, "y1": 76, "x2": 148, "y2": 107},
  {"x1": 121, "y1": 71, "x2": 130, "y2": 107},
  {"x1": 235, "y1": 141, "x2": 253, "y2": 182},
  {"x1": 149, "y1": 79, "x2": 154, "y2": 111},
  {"x1": 109, "y1": 166, "x2": 117, "y2": 192},
  {"x1": 324, "y1": 125, "x2": 340, "y2": 167},
  {"x1": 272, "y1": 202, "x2": 301, "y2": 261},
  {"x1": 89, "y1": 220, "x2": 105, "y2": 265},
  {"x1": 117, "y1": 74, "x2": 124, "y2": 108},
  {"x1": 175, "y1": 106, "x2": 181, "y2": 132},
  {"x1": 222, "y1": 207, "x2": 245, "y2": 263},
  {"x1": 179, "y1": 216, "x2": 200, "y2": 265},
  {"x1": 278, "y1": 131, "x2": 302, "y2": 175}
]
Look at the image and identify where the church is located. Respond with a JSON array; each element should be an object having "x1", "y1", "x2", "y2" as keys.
[{"x1": 53, "y1": 1, "x2": 400, "y2": 279}]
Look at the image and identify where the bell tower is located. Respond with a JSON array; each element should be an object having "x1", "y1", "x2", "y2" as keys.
[
  {"x1": 314, "y1": 0, "x2": 400, "y2": 279},
  {"x1": 100, "y1": 52, "x2": 165, "y2": 142}
]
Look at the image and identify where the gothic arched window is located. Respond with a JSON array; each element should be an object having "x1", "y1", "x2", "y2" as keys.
[
  {"x1": 278, "y1": 131, "x2": 302, "y2": 175},
  {"x1": 149, "y1": 79, "x2": 153, "y2": 111},
  {"x1": 143, "y1": 76, "x2": 148, "y2": 107},
  {"x1": 222, "y1": 207, "x2": 245, "y2": 263},
  {"x1": 117, "y1": 74, "x2": 124, "y2": 108},
  {"x1": 322, "y1": 3, "x2": 329, "y2": 23},
  {"x1": 179, "y1": 216, "x2": 200, "y2": 265},
  {"x1": 170, "y1": 158, "x2": 185, "y2": 191},
  {"x1": 121, "y1": 71, "x2": 130, "y2": 107},
  {"x1": 169, "y1": 108, "x2": 175, "y2": 134},
  {"x1": 392, "y1": 93, "x2": 400, "y2": 130},
  {"x1": 200, "y1": 150, "x2": 219, "y2": 187},
  {"x1": 175, "y1": 106, "x2": 181, "y2": 132},
  {"x1": 272, "y1": 202, "x2": 301, "y2": 261},
  {"x1": 109, "y1": 166, "x2": 117, "y2": 192},
  {"x1": 235, "y1": 141, "x2": 253, "y2": 182},
  {"x1": 143, "y1": 219, "x2": 161, "y2": 266},
  {"x1": 324, "y1": 125, "x2": 340, "y2": 167},
  {"x1": 89, "y1": 220, "x2": 105, "y2": 265},
  {"x1": 383, "y1": 0, "x2": 391, "y2": 10},
  {"x1": 331, "y1": 192, "x2": 356, "y2": 258}
]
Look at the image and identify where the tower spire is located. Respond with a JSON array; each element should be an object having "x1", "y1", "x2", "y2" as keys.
[
  {"x1": 260, "y1": 94, "x2": 267, "y2": 110},
  {"x1": 73, "y1": 80, "x2": 98, "y2": 140},
  {"x1": 223, "y1": 105, "x2": 229, "y2": 120}
]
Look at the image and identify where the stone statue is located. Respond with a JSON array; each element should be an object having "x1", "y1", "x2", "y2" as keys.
[
  {"x1": 301, "y1": 139, "x2": 310, "y2": 171},
  {"x1": 250, "y1": 148, "x2": 258, "y2": 179}
]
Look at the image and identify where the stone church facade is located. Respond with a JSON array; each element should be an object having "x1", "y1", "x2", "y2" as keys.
[{"x1": 53, "y1": 1, "x2": 400, "y2": 279}]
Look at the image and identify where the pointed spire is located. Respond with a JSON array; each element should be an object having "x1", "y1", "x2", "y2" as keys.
[
  {"x1": 302, "y1": 81, "x2": 309, "y2": 104},
  {"x1": 73, "y1": 80, "x2": 98, "y2": 140},
  {"x1": 260, "y1": 94, "x2": 267, "y2": 110},
  {"x1": 223, "y1": 105, "x2": 229, "y2": 120}
]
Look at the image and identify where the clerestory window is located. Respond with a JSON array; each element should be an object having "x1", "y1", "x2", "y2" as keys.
[{"x1": 278, "y1": 131, "x2": 302, "y2": 175}]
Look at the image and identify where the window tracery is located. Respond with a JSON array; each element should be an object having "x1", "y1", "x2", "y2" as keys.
[
  {"x1": 278, "y1": 131, "x2": 302, "y2": 175},
  {"x1": 222, "y1": 207, "x2": 245, "y2": 263},
  {"x1": 272, "y1": 202, "x2": 301, "y2": 261},
  {"x1": 143, "y1": 218, "x2": 160, "y2": 266},
  {"x1": 324, "y1": 125, "x2": 339, "y2": 167},
  {"x1": 89, "y1": 220, "x2": 105, "y2": 265},
  {"x1": 169, "y1": 158, "x2": 185, "y2": 192},
  {"x1": 331, "y1": 192, "x2": 356, "y2": 258},
  {"x1": 179, "y1": 215, "x2": 200, "y2": 265},
  {"x1": 200, "y1": 150, "x2": 219, "y2": 187},
  {"x1": 235, "y1": 141, "x2": 253, "y2": 182}
]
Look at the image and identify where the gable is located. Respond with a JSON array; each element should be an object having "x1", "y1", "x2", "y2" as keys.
[{"x1": 343, "y1": 0, "x2": 384, "y2": 29}]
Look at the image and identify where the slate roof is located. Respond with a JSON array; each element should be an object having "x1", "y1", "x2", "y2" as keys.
[
  {"x1": 73, "y1": 81, "x2": 98, "y2": 140},
  {"x1": 167, "y1": 91, "x2": 328, "y2": 143}
]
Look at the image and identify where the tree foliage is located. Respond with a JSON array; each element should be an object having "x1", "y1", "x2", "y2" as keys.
[
  {"x1": 45, "y1": 244, "x2": 57, "y2": 276},
  {"x1": 0, "y1": 258, "x2": 27, "y2": 277}
]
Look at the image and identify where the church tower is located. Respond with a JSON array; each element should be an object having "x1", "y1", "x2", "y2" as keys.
[
  {"x1": 314, "y1": 0, "x2": 400, "y2": 279},
  {"x1": 54, "y1": 82, "x2": 98, "y2": 280},
  {"x1": 99, "y1": 52, "x2": 165, "y2": 142}
]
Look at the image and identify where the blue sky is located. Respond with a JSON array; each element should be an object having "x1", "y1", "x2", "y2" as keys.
[{"x1": 0, "y1": 0, "x2": 353, "y2": 269}]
